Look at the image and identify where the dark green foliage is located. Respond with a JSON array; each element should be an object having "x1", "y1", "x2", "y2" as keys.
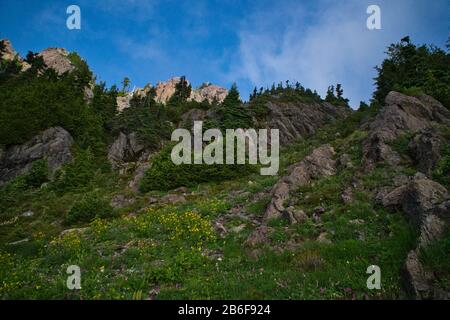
[
  {"x1": 0, "y1": 40, "x2": 22, "y2": 83},
  {"x1": 248, "y1": 80, "x2": 324, "y2": 123},
  {"x1": 91, "y1": 82, "x2": 118, "y2": 131},
  {"x1": 164, "y1": 77, "x2": 219, "y2": 127},
  {"x1": 170, "y1": 76, "x2": 192, "y2": 102},
  {"x1": 110, "y1": 92, "x2": 172, "y2": 149},
  {"x1": 0, "y1": 52, "x2": 107, "y2": 153},
  {"x1": 209, "y1": 84, "x2": 253, "y2": 130},
  {"x1": 121, "y1": 77, "x2": 130, "y2": 93},
  {"x1": 325, "y1": 84, "x2": 349, "y2": 106},
  {"x1": 24, "y1": 51, "x2": 46, "y2": 76},
  {"x1": 420, "y1": 232, "x2": 450, "y2": 288},
  {"x1": 67, "y1": 52, "x2": 92, "y2": 90},
  {"x1": 65, "y1": 193, "x2": 113, "y2": 225},
  {"x1": 140, "y1": 144, "x2": 256, "y2": 192},
  {"x1": 22, "y1": 159, "x2": 49, "y2": 188},
  {"x1": 432, "y1": 145, "x2": 450, "y2": 187},
  {"x1": 51, "y1": 148, "x2": 97, "y2": 193},
  {"x1": 374, "y1": 37, "x2": 450, "y2": 107}
]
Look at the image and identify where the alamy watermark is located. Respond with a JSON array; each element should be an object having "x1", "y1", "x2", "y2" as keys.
[
  {"x1": 366, "y1": 5, "x2": 381, "y2": 30},
  {"x1": 171, "y1": 121, "x2": 279, "y2": 176},
  {"x1": 66, "y1": 5, "x2": 81, "y2": 30},
  {"x1": 366, "y1": 265, "x2": 381, "y2": 290},
  {"x1": 66, "y1": 265, "x2": 81, "y2": 290}
]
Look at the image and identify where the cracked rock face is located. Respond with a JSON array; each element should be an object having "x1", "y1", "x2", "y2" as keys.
[
  {"x1": 115, "y1": 78, "x2": 228, "y2": 111},
  {"x1": 38, "y1": 48, "x2": 75, "y2": 75},
  {"x1": 362, "y1": 91, "x2": 450, "y2": 170},
  {"x1": 0, "y1": 39, "x2": 30, "y2": 71},
  {"x1": 264, "y1": 144, "x2": 336, "y2": 220},
  {"x1": 265, "y1": 101, "x2": 351, "y2": 145},
  {"x1": 154, "y1": 77, "x2": 228, "y2": 104},
  {"x1": 378, "y1": 173, "x2": 449, "y2": 299},
  {"x1": 408, "y1": 129, "x2": 444, "y2": 176},
  {"x1": 0, "y1": 127, "x2": 74, "y2": 186},
  {"x1": 107, "y1": 132, "x2": 147, "y2": 169},
  {"x1": 190, "y1": 83, "x2": 228, "y2": 104}
]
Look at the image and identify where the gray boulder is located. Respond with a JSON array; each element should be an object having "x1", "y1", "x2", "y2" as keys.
[
  {"x1": 377, "y1": 173, "x2": 449, "y2": 299},
  {"x1": 264, "y1": 145, "x2": 336, "y2": 220},
  {"x1": 0, "y1": 127, "x2": 73, "y2": 186},
  {"x1": 408, "y1": 129, "x2": 444, "y2": 175},
  {"x1": 362, "y1": 91, "x2": 449, "y2": 170},
  {"x1": 264, "y1": 101, "x2": 351, "y2": 145},
  {"x1": 107, "y1": 132, "x2": 146, "y2": 169}
]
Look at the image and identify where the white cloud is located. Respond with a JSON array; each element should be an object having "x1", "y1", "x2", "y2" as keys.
[{"x1": 230, "y1": 0, "x2": 445, "y2": 107}]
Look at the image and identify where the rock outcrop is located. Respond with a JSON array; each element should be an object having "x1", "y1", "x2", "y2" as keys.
[
  {"x1": 408, "y1": 129, "x2": 444, "y2": 175},
  {"x1": 362, "y1": 91, "x2": 450, "y2": 170},
  {"x1": 107, "y1": 132, "x2": 147, "y2": 170},
  {"x1": 116, "y1": 94, "x2": 133, "y2": 112},
  {"x1": 114, "y1": 78, "x2": 228, "y2": 112},
  {"x1": 264, "y1": 145, "x2": 337, "y2": 220},
  {"x1": 264, "y1": 101, "x2": 351, "y2": 145},
  {"x1": 0, "y1": 127, "x2": 74, "y2": 186},
  {"x1": 190, "y1": 83, "x2": 228, "y2": 104},
  {"x1": 179, "y1": 108, "x2": 207, "y2": 129},
  {"x1": 0, "y1": 39, "x2": 30, "y2": 71},
  {"x1": 107, "y1": 132, "x2": 156, "y2": 192},
  {"x1": 37, "y1": 48, "x2": 75, "y2": 75},
  {"x1": 154, "y1": 77, "x2": 182, "y2": 104},
  {"x1": 378, "y1": 173, "x2": 449, "y2": 299},
  {"x1": 155, "y1": 77, "x2": 228, "y2": 104}
]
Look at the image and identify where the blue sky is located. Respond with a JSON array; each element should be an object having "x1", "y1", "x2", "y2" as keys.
[{"x1": 0, "y1": 0, "x2": 448, "y2": 107}]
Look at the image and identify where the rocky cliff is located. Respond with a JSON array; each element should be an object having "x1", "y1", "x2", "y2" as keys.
[
  {"x1": 0, "y1": 39, "x2": 30, "y2": 71},
  {"x1": 116, "y1": 77, "x2": 229, "y2": 111},
  {"x1": 0, "y1": 127, "x2": 74, "y2": 186}
]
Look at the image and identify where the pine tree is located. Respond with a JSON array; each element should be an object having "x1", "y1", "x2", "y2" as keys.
[{"x1": 336, "y1": 83, "x2": 343, "y2": 99}]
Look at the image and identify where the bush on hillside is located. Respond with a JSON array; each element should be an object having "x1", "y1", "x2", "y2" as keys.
[
  {"x1": 65, "y1": 193, "x2": 113, "y2": 225},
  {"x1": 140, "y1": 144, "x2": 256, "y2": 192}
]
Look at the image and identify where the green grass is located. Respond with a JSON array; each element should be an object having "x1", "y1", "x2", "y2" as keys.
[{"x1": 0, "y1": 106, "x2": 439, "y2": 299}]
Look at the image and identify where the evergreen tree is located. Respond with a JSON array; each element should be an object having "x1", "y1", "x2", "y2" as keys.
[
  {"x1": 336, "y1": 83, "x2": 343, "y2": 99},
  {"x1": 121, "y1": 77, "x2": 130, "y2": 93},
  {"x1": 325, "y1": 85, "x2": 335, "y2": 102},
  {"x1": 374, "y1": 37, "x2": 450, "y2": 107},
  {"x1": 217, "y1": 83, "x2": 252, "y2": 130}
]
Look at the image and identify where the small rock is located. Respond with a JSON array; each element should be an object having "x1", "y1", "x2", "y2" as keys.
[
  {"x1": 21, "y1": 210, "x2": 34, "y2": 217},
  {"x1": 159, "y1": 194, "x2": 186, "y2": 205},
  {"x1": 214, "y1": 222, "x2": 227, "y2": 235},
  {"x1": 312, "y1": 212, "x2": 322, "y2": 224},
  {"x1": 173, "y1": 186, "x2": 188, "y2": 194},
  {"x1": 8, "y1": 238, "x2": 29, "y2": 245},
  {"x1": 316, "y1": 232, "x2": 332, "y2": 244},
  {"x1": 283, "y1": 207, "x2": 307, "y2": 225},
  {"x1": 338, "y1": 153, "x2": 353, "y2": 169},
  {"x1": 147, "y1": 287, "x2": 160, "y2": 300},
  {"x1": 60, "y1": 227, "x2": 89, "y2": 237},
  {"x1": 110, "y1": 194, "x2": 135, "y2": 209},
  {"x1": 147, "y1": 197, "x2": 158, "y2": 204},
  {"x1": 402, "y1": 250, "x2": 432, "y2": 300},
  {"x1": 341, "y1": 187, "x2": 353, "y2": 204},
  {"x1": 230, "y1": 224, "x2": 246, "y2": 233},
  {"x1": 313, "y1": 206, "x2": 326, "y2": 215},
  {"x1": 244, "y1": 226, "x2": 272, "y2": 247},
  {"x1": 393, "y1": 175, "x2": 409, "y2": 187},
  {"x1": 349, "y1": 219, "x2": 365, "y2": 226}
]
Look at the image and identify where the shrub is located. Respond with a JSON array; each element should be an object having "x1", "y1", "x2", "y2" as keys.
[
  {"x1": 140, "y1": 144, "x2": 256, "y2": 192},
  {"x1": 65, "y1": 193, "x2": 113, "y2": 225},
  {"x1": 23, "y1": 159, "x2": 49, "y2": 188},
  {"x1": 51, "y1": 148, "x2": 96, "y2": 193},
  {"x1": 432, "y1": 151, "x2": 450, "y2": 188}
]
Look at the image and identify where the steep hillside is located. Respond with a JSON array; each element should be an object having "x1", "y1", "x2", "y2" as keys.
[{"x1": 0, "y1": 38, "x2": 448, "y2": 300}]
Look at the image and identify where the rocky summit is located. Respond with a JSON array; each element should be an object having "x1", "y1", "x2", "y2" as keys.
[{"x1": 0, "y1": 36, "x2": 448, "y2": 301}]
